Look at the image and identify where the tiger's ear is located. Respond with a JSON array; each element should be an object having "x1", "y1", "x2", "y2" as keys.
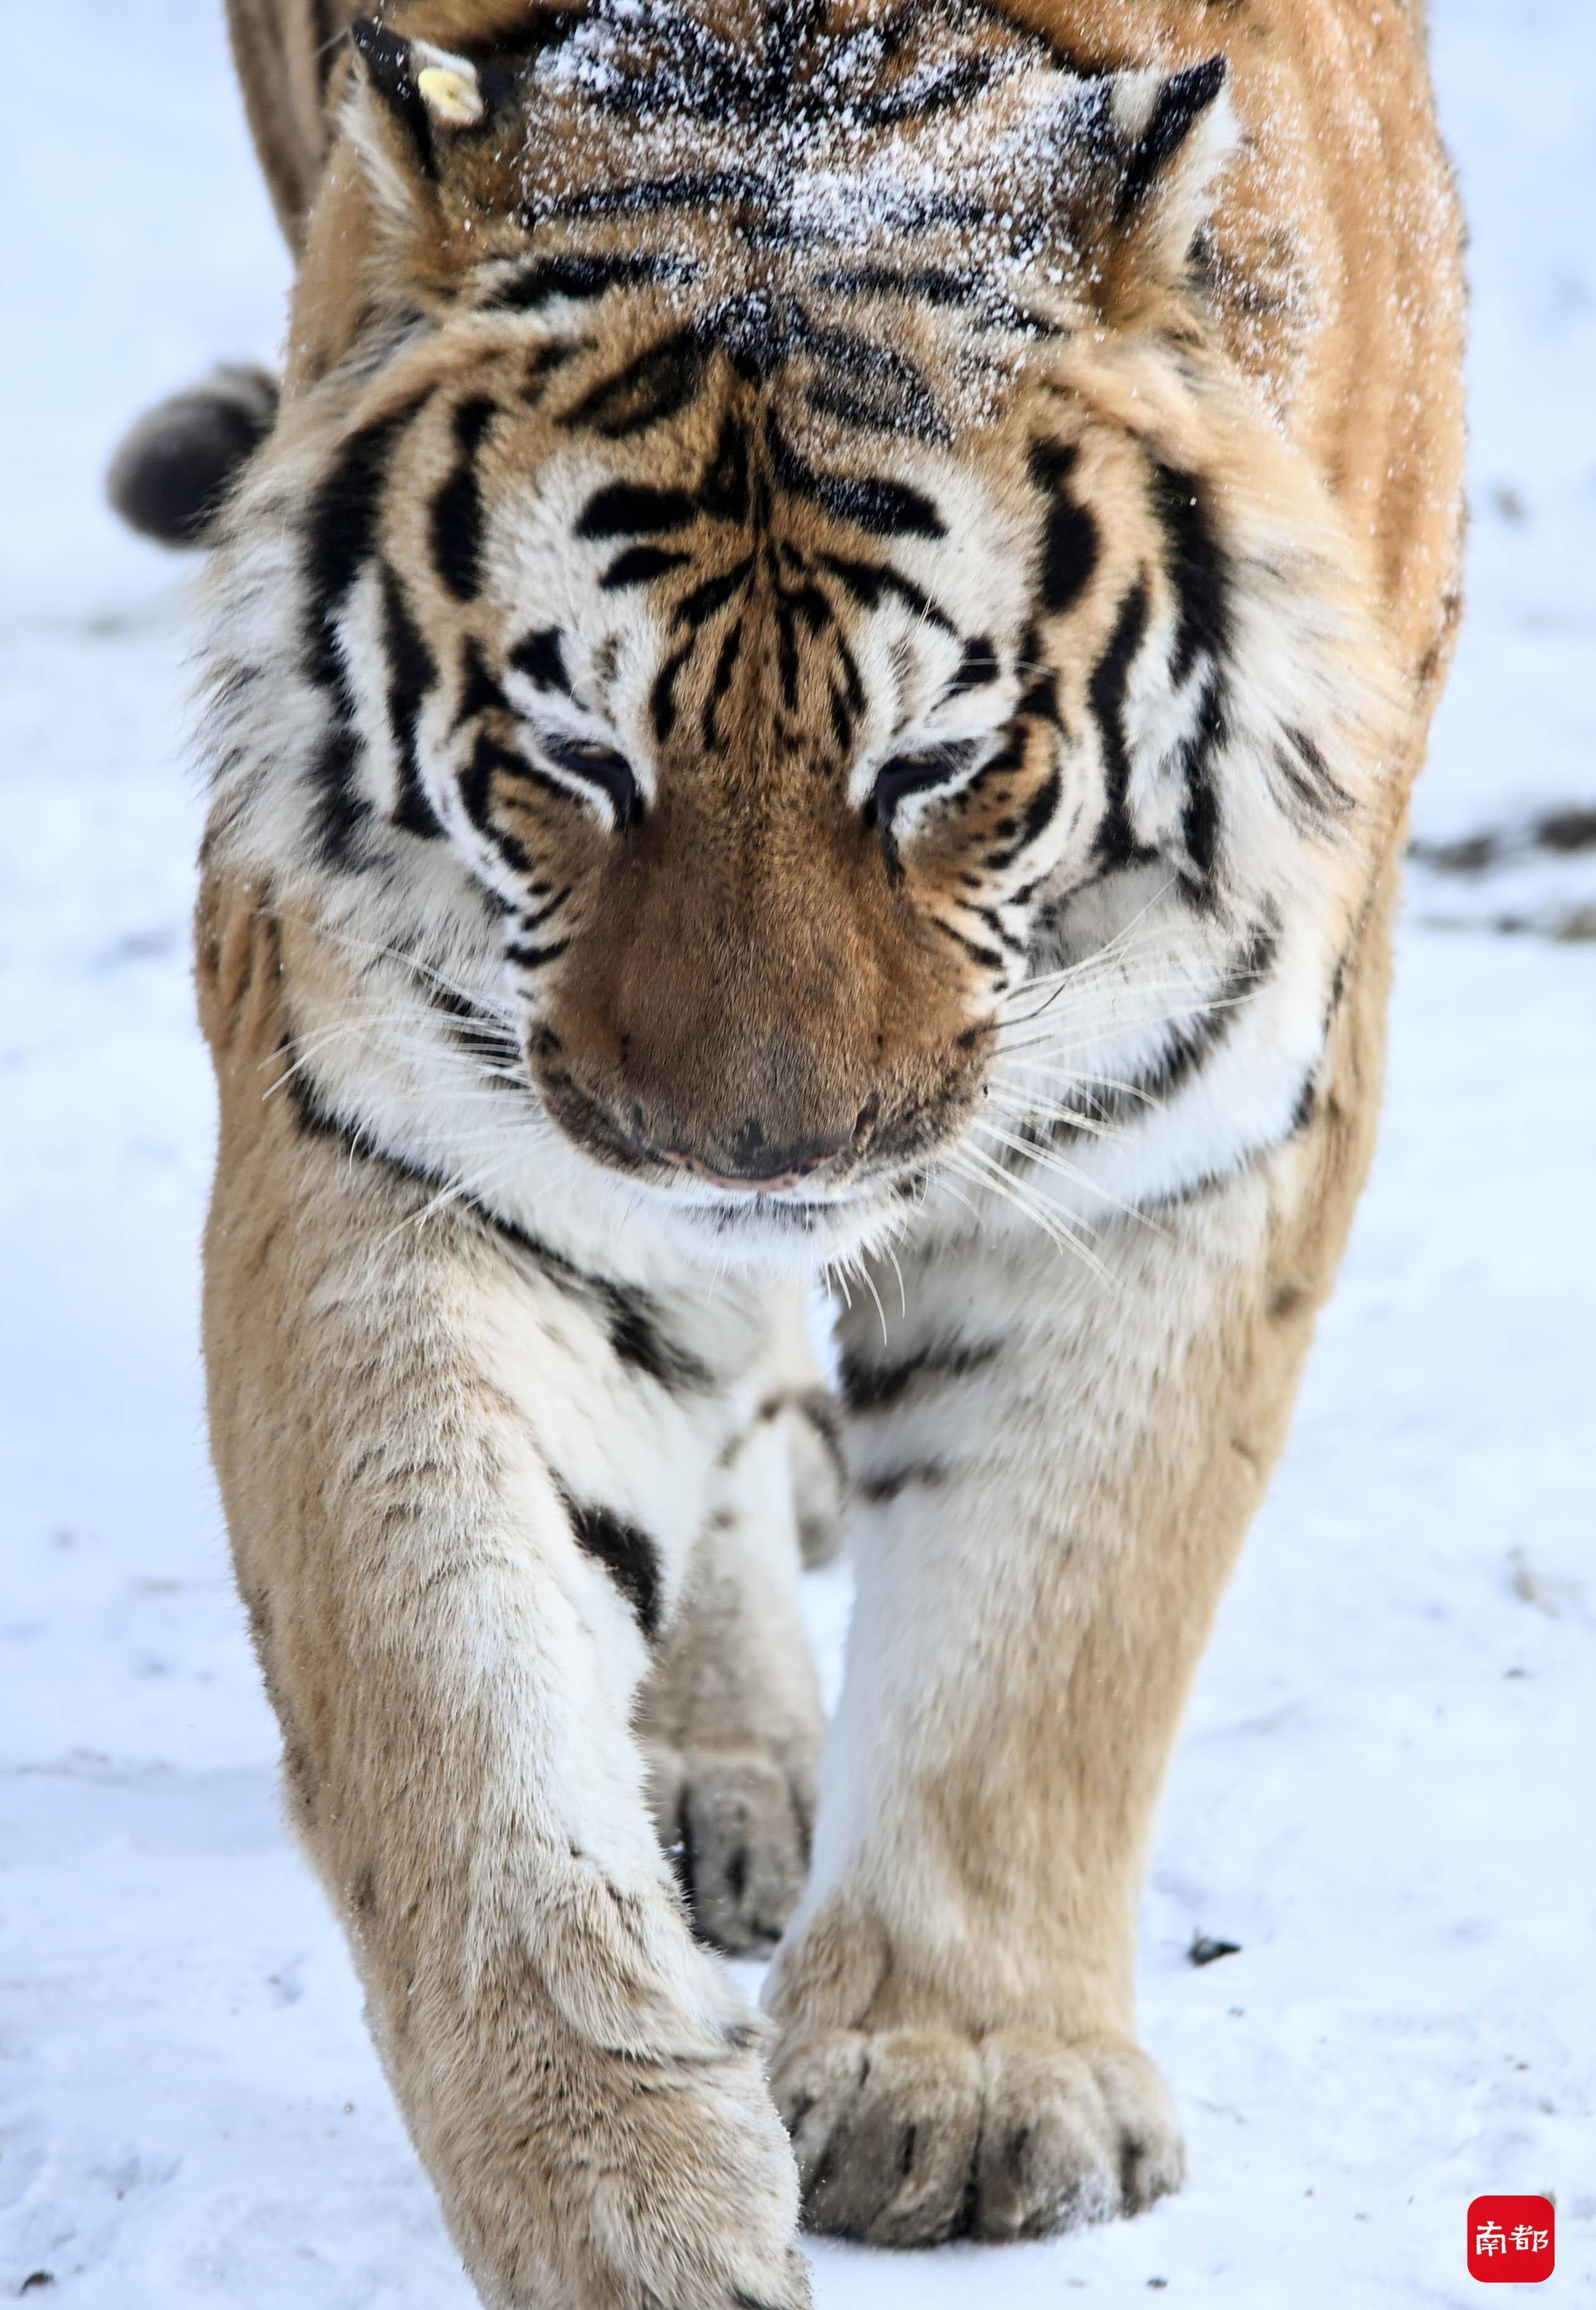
[
  {"x1": 1103, "y1": 55, "x2": 1237, "y2": 276},
  {"x1": 347, "y1": 18, "x2": 486, "y2": 206}
]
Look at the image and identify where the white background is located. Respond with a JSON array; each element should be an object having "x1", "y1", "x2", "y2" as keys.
[{"x1": 2, "y1": 2, "x2": 1592, "y2": 2301}]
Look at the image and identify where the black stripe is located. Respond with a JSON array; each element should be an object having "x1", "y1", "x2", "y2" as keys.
[
  {"x1": 1030, "y1": 443, "x2": 1101, "y2": 618},
  {"x1": 602, "y1": 1288, "x2": 714, "y2": 1390},
  {"x1": 650, "y1": 638, "x2": 695, "y2": 744},
  {"x1": 534, "y1": 168, "x2": 768, "y2": 227},
  {"x1": 483, "y1": 251, "x2": 687, "y2": 312},
  {"x1": 777, "y1": 608, "x2": 800, "y2": 709},
  {"x1": 505, "y1": 937, "x2": 571, "y2": 970},
  {"x1": 517, "y1": 883, "x2": 572, "y2": 933},
  {"x1": 1014, "y1": 670, "x2": 1061, "y2": 726},
  {"x1": 508, "y1": 627, "x2": 572, "y2": 696},
  {"x1": 852, "y1": 50, "x2": 1000, "y2": 128},
  {"x1": 646, "y1": 556, "x2": 757, "y2": 742},
  {"x1": 523, "y1": 339, "x2": 582, "y2": 399},
  {"x1": 536, "y1": 733, "x2": 641, "y2": 828},
  {"x1": 425, "y1": 976, "x2": 526, "y2": 1082},
  {"x1": 1177, "y1": 673, "x2": 1227, "y2": 893},
  {"x1": 818, "y1": 261, "x2": 982, "y2": 311},
  {"x1": 700, "y1": 414, "x2": 751, "y2": 523},
  {"x1": 803, "y1": 375, "x2": 931, "y2": 441},
  {"x1": 945, "y1": 635, "x2": 999, "y2": 698},
  {"x1": 459, "y1": 734, "x2": 564, "y2": 869},
  {"x1": 602, "y1": 543, "x2": 692, "y2": 591},
  {"x1": 562, "y1": 1497, "x2": 663, "y2": 1639},
  {"x1": 868, "y1": 740, "x2": 981, "y2": 830},
  {"x1": 969, "y1": 900, "x2": 1026, "y2": 956},
  {"x1": 675, "y1": 557, "x2": 755, "y2": 630},
  {"x1": 818, "y1": 553, "x2": 953, "y2": 631},
  {"x1": 378, "y1": 564, "x2": 444, "y2": 840},
  {"x1": 836, "y1": 638, "x2": 866, "y2": 716},
  {"x1": 1274, "y1": 725, "x2": 1353, "y2": 821},
  {"x1": 1116, "y1": 56, "x2": 1228, "y2": 227},
  {"x1": 963, "y1": 729, "x2": 1024, "y2": 807},
  {"x1": 350, "y1": 19, "x2": 437, "y2": 179},
  {"x1": 858, "y1": 1462, "x2": 946, "y2": 1504},
  {"x1": 786, "y1": 315, "x2": 945, "y2": 442},
  {"x1": 839, "y1": 1339, "x2": 1000, "y2": 1415},
  {"x1": 1045, "y1": 917, "x2": 1280, "y2": 1143},
  {"x1": 462, "y1": 732, "x2": 565, "y2": 807},
  {"x1": 431, "y1": 398, "x2": 497, "y2": 601},
  {"x1": 768, "y1": 419, "x2": 945, "y2": 540},
  {"x1": 817, "y1": 261, "x2": 1054, "y2": 341},
  {"x1": 934, "y1": 919, "x2": 1007, "y2": 971},
  {"x1": 1090, "y1": 581, "x2": 1152, "y2": 869},
  {"x1": 702, "y1": 615, "x2": 744, "y2": 749},
  {"x1": 775, "y1": 578, "x2": 832, "y2": 708},
  {"x1": 577, "y1": 482, "x2": 698, "y2": 539},
  {"x1": 309, "y1": 724, "x2": 368, "y2": 866},
  {"x1": 302, "y1": 398, "x2": 426, "y2": 691},
  {"x1": 991, "y1": 767, "x2": 1062, "y2": 870},
  {"x1": 1149, "y1": 461, "x2": 1230, "y2": 684},
  {"x1": 561, "y1": 329, "x2": 709, "y2": 438},
  {"x1": 287, "y1": 1059, "x2": 713, "y2": 1393},
  {"x1": 453, "y1": 637, "x2": 510, "y2": 730}
]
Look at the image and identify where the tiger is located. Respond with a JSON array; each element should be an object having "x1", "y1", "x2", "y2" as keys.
[{"x1": 109, "y1": 0, "x2": 1463, "y2": 2301}]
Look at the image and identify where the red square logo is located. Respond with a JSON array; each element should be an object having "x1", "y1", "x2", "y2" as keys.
[{"x1": 1468, "y1": 2195, "x2": 1555, "y2": 2283}]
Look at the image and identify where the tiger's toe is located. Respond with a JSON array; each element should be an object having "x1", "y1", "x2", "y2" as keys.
[
  {"x1": 771, "y1": 2026, "x2": 1185, "y2": 2247},
  {"x1": 650, "y1": 1745, "x2": 814, "y2": 1955}
]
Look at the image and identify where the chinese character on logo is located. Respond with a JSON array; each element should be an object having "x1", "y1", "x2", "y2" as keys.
[{"x1": 1467, "y1": 2195, "x2": 1555, "y2": 2283}]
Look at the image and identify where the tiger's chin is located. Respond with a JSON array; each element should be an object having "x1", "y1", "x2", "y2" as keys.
[{"x1": 638, "y1": 1176, "x2": 918, "y2": 1276}]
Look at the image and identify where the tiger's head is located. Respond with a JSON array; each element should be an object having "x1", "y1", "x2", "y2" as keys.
[{"x1": 205, "y1": 0, "x2": 1391, "y2": 1265}]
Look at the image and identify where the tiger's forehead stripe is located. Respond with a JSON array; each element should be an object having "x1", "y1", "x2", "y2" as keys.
[{"x1": 341, "y1": 0, "x2": 1171, "y2": 452}]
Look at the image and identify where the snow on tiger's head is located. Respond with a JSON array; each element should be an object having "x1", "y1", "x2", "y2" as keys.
[{"x1": 202, "y1": 0, "x2": 1389, "y2": 1257}]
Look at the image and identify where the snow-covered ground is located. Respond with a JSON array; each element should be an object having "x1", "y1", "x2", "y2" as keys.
[{"x1": 2, "y1": 2, "x2": 1593, "y2": 2303}]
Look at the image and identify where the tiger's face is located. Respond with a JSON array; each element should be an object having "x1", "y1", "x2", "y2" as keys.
[
  {"x1": 210, "y1": 1, "x2": 1384, "y2": 1263},
  {"x1": 351, "y1": 335, "x2": 1050, "y2": 1243}
]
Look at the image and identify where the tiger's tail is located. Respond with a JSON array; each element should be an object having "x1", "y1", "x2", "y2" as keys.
[{"x1": 106, "y1": 364, "x2": 279, "y2": 549}]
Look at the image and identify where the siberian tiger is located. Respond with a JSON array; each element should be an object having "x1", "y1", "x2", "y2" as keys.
[{"x1": 111, "y1": 0, "x2": 1463, "y2": 2301}]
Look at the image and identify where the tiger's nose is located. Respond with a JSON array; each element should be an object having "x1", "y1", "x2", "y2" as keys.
[
  {"x1": 657, "y1": 1120, "x2": 849, "y2": 1194},
  {"x1": 653, "y1": 1102, "x2": 880, "y2": 1193}
]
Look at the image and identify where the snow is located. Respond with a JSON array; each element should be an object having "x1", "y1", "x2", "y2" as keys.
[{"x1": 2, "y1": 1, "x2": 1593, "y2": 2303}]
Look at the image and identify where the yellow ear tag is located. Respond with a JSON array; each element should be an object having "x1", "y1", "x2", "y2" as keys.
[{"x1": 416, "y1": 65, "x2": 483, "y2": 128}]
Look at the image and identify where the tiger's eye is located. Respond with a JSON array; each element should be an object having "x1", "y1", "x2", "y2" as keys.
[
  {"x1": 539, "y1": 733, "x2": 642, "y2": 830},
  {"x1": 867, "y1": 743, "x2": 979, "y2": 831}
]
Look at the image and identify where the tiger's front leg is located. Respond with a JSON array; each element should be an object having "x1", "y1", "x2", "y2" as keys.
[
  {"x1": 198, "y1": 887, "x2": 808, "y2": 2310},
  {"x1": 637, "y1": 1287, "x2": 828, "y2": 1955},
  {"x1": 767, "y1": 1115, "x2": 1368, "y2": 2247}
]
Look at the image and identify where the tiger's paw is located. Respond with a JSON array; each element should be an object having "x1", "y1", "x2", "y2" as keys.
[
  {"x1": 769, "y1": 2025, "x2": 1185, "y2": 2246},
  {"x1": 446, "y1": 1877, "x2": 813, "y2": 2310},
  {"x1": 648, "y1": 1744, "x2": 814, "y2": 1955},
  {"x1": 535, "y1": 2036, "x2": 814, "y2": 2309}
]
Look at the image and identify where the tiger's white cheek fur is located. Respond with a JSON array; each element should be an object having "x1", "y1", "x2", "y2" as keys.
[{"x1": 492, "y1": 449, "x2": 668, "y2": 721}]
